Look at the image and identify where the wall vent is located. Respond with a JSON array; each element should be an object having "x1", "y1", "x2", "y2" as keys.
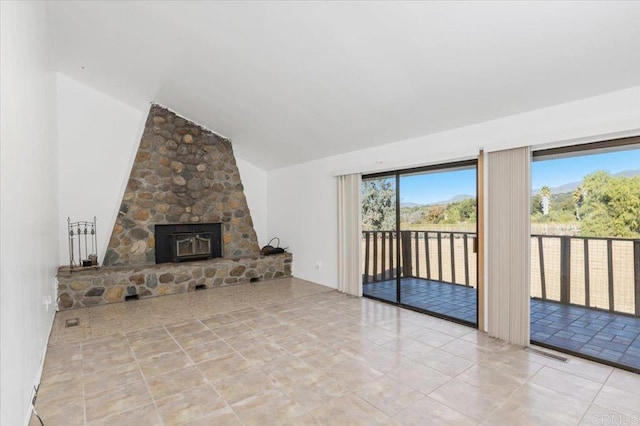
[{"x1": 525, "y1": 347, "x2": 568, "y2": 362}]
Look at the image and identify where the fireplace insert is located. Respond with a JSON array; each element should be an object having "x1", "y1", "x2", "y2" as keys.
[{"x1": 155, "y1": 223, "x2": 222, "y2": 264}]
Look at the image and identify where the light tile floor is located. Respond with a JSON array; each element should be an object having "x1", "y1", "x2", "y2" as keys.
[{"x1": 33, "y1": 277, "x2": 640, "y2": 425}]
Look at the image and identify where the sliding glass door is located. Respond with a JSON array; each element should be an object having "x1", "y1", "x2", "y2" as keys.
[
  {"x1": 530, "y1": 141, "x2": 640, "y2": 372},
  {"x1": 362, "y1": 161, "x2": 478, "y2": 326}
]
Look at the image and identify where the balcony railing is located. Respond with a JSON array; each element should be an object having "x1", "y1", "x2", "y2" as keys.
[
  {"x1": 362, "y1": 231, "x2": 477, "y2": 287},
  {"x1": 531, "y1": 235, "x2": 640, "y2": 316},
  {"x1": 362, "y1": 230, "x2": 640, "y2": 316}
]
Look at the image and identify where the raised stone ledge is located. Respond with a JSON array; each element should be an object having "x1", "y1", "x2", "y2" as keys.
[{"x1": 56, "y1": 253, "x2": 292, "y2": 310}]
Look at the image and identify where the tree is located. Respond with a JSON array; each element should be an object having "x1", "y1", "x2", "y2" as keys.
[
  {"x1": 424, "y1": 205, "x2": 445, "y2": 224},
  {"x1": 443, "y1": 205, "x2": 461, "y2": 224},
  {"x1": 401, "y1": 206, "x2": 423, "y2": 225},
  {"x1": 540, "y1": 186, "x2": 551, "y2": 215},
  {"x1": 579, "y1": 171, "x2": 640, "y2": 238},
  {"x1": 531, "y1": 193, "x2": 543, "y2": 215},
  {"x1": 361, "y1": 179, "x2": 396, "y2": 230},
  {"x1": 572, "y1": 186, "x2": 585, "y2": 220},
  {"x1": 442, "y1": 198, "x2": 476, "y2": 224},
  {"x1": 453, "y1": 198, "x2": 477, "y2": 222}
]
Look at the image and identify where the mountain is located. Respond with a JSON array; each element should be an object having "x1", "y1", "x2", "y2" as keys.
[
  {"x1": 532, "y1": 169, "x2": 640, "y2": 196},
  {"x1": 400, "y1": 202, "x2": 423, "y2": 208},
  {"x1": 614, "y1": 169, "x2": 640, "y2": 178},
  {"x1": 401, "y1": 194, "x2": 475, "y2": 208},
  {"x1": 446, "y1": 194, "x2": 475, "y2": 203}
]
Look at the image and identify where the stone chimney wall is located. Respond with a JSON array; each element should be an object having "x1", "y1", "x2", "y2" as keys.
[{"x1": 103, "y1": 105, "x2": 260, "y2": 266}]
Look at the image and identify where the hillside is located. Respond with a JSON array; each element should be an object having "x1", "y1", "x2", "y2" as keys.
[{"x1": 532, "y1": 168, "x2": 640, "y2": 195}]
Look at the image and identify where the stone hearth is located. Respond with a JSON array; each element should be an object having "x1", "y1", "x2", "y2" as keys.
[{"x1": 57, "y1": 253, "x2": 292, "y2": 309}]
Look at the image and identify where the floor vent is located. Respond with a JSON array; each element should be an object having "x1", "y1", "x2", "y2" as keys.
[
  {"x1": 195, "y1": 284, "x2": 207, "y2": 291},
  {"x1": 125, "y1": 294, "x2": 139, "y2": 301},
  {"x1": 65, "y1": 318, "x2": 79, "y2": 327},
  {"x1": 525, "y1": 347, "x2": 568, "y2": 362}
]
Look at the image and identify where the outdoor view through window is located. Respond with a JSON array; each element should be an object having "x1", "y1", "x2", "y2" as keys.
[
  {"x1": 361, "y1": 165, "x2": 478, "y2": 325},
  {"x1": 530, "y1": 146, "x2": 640, "y2": 372},
  {"x1": 532, "y1": 148, "x2": 640, "y2": 238}
]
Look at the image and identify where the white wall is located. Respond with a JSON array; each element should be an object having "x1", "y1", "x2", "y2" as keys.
[
  {"x1": 268, "y1": 160, "x2": 338, "y2": 286},
  {"x1": 267, "y1": 86, "x2": 640, "y2": 288},
  {"x1": 0, "y1": 2, "x2": 60, "y2": 425},
  {"x1": 235, "y1": 157, "x2": 268, "y2": 246},
  {"x1": 57, "y1": 77, "x2": 269, "y2": 263},
  {"x1": 57, "y1": 74, "x2": 146, "y2": 265}
]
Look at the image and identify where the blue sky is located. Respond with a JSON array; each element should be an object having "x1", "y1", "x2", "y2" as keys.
[
  {"x1": 400, "y1": 168, "x2": 476, "y2": 205},
  {"x1": 394, "y1": 147, "x2": 640, "y2": 205},
  {"x1": 531, "y1": 148, "x2": 640, "y2": 189}
]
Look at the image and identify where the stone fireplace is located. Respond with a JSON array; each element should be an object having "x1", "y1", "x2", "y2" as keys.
[
  {"x1": 56, "y1": 105, "x2": 291, "y2": 310},
  {"x1": 103, "y1": 104, "x2": 260, "y2": 266}
]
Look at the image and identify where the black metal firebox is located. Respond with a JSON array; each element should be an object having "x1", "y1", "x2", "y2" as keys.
[{"x1": 155, "y1": 223, "x2": 222, "y2": 264}]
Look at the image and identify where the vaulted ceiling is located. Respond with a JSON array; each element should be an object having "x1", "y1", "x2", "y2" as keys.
[{"x1": 48, "y1": 1, "x2": 640, "y2": 170}]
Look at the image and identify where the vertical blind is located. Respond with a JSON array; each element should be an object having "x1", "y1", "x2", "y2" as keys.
[
  {"x1": 337, "y1": 173, "x2": 363, "y2": 297},
  {"x1": 487, "y1": 146, "x2": 531, "y2": 346}
]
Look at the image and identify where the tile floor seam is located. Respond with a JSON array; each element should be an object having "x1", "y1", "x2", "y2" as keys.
[
  {"x1": 482, "y1": 372, "x2": 533, "y2": 424},
  {"x1": 348, "y1": 390, "x2": 396, "y2": 421},
  {"x1": 429, "y1": 356, "x2": 528, "y2": 424},
  {"x1": 575, "y1": 367, "x2": 616, "y2": 425},
  {"x1": 221, "y1": 338, "x2": 254, "y2": 365},
  {"x1": 528, "y1": 381, "x2": 593, "y2": 425},
  {"x1": 189, "y1": 358, "x2": 233, "y2": 424},
  {"x1": 127, "y1": 335, "x2": 165, "y2": 426},
  {"x1": 435, "y1": 341, "x2": 478, "y2": 362},
  {"x1": 449, "y1": 356, "x2": 477, "y2": 378},
  {"x1": 533, "y1": 364, "x2": 606, "y2": 402},
  {"x1": 179, "y1": 399, "x2": 243, "y2": 426},
  {"x1": 577, "y1": 404, "x2": 596, "y2": 426},
  {"x1": 388, "y1": 393, "x2": 429, "y2": 420},
  {"x1": 427, "y1": 393, "x2": 482, "y2": 425},
  {"x1": 136, "y1": 352, "x2": 199, "y2": 379},
  {"x1": 85, "y1": 402, "x2": 162, "y2": 426},
  {"x1": 163, "y1": 320, "x2": 202, "y2": 365}
]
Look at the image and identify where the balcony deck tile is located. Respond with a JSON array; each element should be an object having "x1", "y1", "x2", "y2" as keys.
[
  {"x1": 619, "y1": 353, "x2": 640, "y2": 367},
  {"x1": 363, "y1": 278, "x2": 640, "y2": 372},
  {"x1": 363, "y1": 278, "x2": 477, "y2": 324}
]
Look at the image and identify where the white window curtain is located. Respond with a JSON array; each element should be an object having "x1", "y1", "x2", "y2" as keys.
[
  {"x1": 487, "y1": 146, "x2": 531, "y2": 346},
  {"x1": 337, "y1": 173, "x2": 363, "y2": 297}
]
